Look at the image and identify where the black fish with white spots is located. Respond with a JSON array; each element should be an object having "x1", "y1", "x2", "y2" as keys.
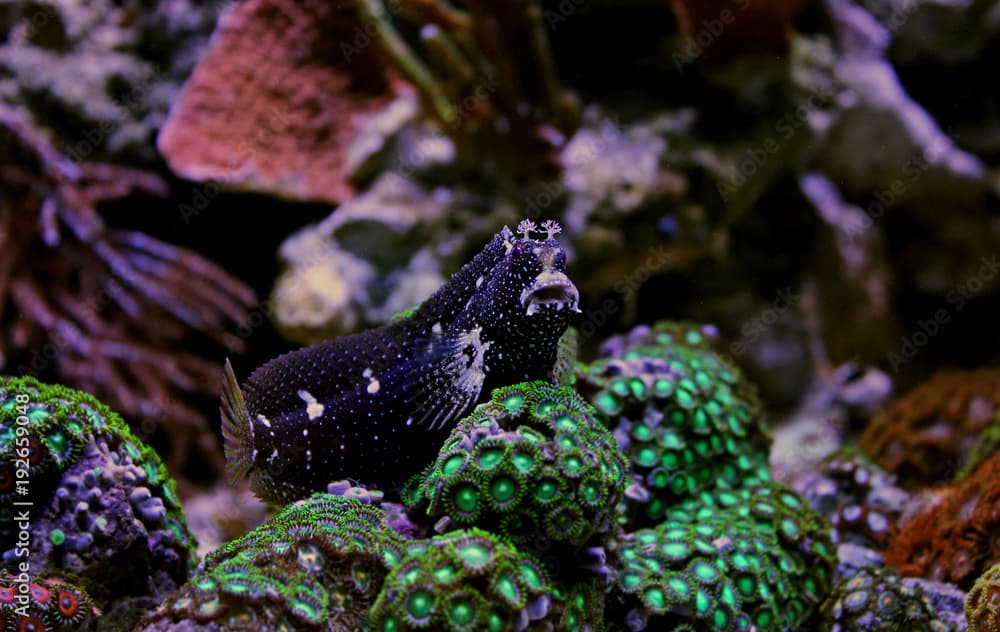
[{"x1": 222, "y1": 220, "x2": 580, "y2": 503}]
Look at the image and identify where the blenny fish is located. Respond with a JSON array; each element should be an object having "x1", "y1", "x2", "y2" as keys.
[{"x1": 222, "y1": 219, "x2": 580, "y2": 503}]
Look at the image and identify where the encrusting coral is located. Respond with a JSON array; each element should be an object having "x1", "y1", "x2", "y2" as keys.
[
  {"x1": 0, "y1": 572, "x2": 100, "y2": 632},
  {"x1": 404, "y1": 380, "x2": 627, "y2": 554},
  {"x1": 821, "y1": 565, "x2": 953, "y2": 632},
  {"x1": 0, "y1": 106, "x2": 255, "y2": 482},
  {"x1": 159, "y1": 0, "x2": 406, "y2": 205},
  {"x1": 860, "y1": 369, "x2": 1000, "y2": 487},
  {"x1": 0, "y1": 376, "x2": 196, "y2": 627},
  {"x1": 966, "y1": 561, "x2": 1000, "y2": 632},
  {"x1": 139, "y1": 494, "x2": 403, "y2": 631}
]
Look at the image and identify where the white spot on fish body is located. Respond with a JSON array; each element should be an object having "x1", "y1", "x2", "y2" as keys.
[
  {"x1": 298, "y1": 389, "x2": 324, "y2": 420},
  {"x1": 476, "y1": 275, "x2": 484, "y2": 287},
  {"x1": 256, "y1": 414, "x2": 271, "y2": 428},
  {"x1": 367, "y1": 379, "x2": 380, "y2": 394}
]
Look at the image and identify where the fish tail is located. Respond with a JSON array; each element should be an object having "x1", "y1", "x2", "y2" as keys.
[{"x1": 221, "y1": 358, "x2": 253, "y2": 484}]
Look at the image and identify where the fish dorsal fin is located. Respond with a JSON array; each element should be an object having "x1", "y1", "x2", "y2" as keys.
[{"x1": 406, "y1": 323, "x2": 493, "y2": 430}]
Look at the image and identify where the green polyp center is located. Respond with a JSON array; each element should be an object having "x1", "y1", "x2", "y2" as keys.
[
  {"x1": 454, "y1": 485, "x2": 478, "y2": 514},
  {"x1": 406, "y1": 590, "x2": 433, "y2": 619},
  {"x1": 458, "y1": 542, "x2": 491, "y2": 568},
  {"x1": 563, "y1": 455, "x2": 582, "y2": 473},
  {"x1": 50, "y1": 529, "x2": 65, "y2": 545},
  {"x1": 595, "y1": 392, "x2": 619, "y2": 414},
  {"x1": 501, "y1": 393, "x2": 524, "y2": 413},
  {"x1": 536, "y1": 400, "x2": 557, "y2": 416},
  {"x1": 644, "y1": 586, "x2": 666, "y2": 609},
  {"x1": 512, "y1": 452, "x2": 534, "y2": 472},
  {"x1": 555, "y1": 415, "x2": 577, "y2": 431},
  {"x1": 519, "y1": 561, "x2": 544, "y2": 590},
  {"x1": 496, "y1": 573, "x2": 519, "y2": 603},
  {"x1": 443, "y1": 454, "x2": 466, "y2": 475},
  {"x1": 661, "y1": 541, "x2": 688, "y2": 558},
  {"x1": 491, "y1": 477, "x2": 516, "y2": 502},
  {"x1": 433, "y1": 564, "x2": 458, "y2": 583},
  {"x1": 635, "y1": 447, "x2": 658, "y2": 468},
  {"x1": 449, "y1": 596, "x2": 475, "y2": 625},
  {"x1": 477, "y1": 449, "x2": 504, "y2": 470},
  {"x1": 535, "y1": 480, "x2": 557, "y2": 501},
  {"x1": 195, "y1": 577, "x2": 217, "y2": 591},
  {"x1": 45, "y1": 431, "x2": 68, "y2": 457},
  {"x1": 668, "y1": 576, "x2": 690, "y2": 597},
  {"x1": 486, "y1": 610, "x2": 504, "y2": 632}
]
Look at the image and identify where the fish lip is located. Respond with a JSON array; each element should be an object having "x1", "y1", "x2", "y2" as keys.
[{"x1": 520, "y1": 271, "x2": 580, "y2": 316}]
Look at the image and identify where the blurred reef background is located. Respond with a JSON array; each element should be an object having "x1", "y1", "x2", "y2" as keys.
[{"x1": 3, "y1": 0, "x2": 1000, "y2": 629}]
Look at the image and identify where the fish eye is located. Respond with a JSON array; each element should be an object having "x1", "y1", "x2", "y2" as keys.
[{"x1": 553, "y1": 249, "x2": 566, "y2": 268}]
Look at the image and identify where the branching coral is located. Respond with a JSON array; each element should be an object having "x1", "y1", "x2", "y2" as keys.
[
  {"x1": 140, "y1": 494, "x2": 404, "y2": 631},
  {"x1": 0, "y1": 572, "x2": 100, "y2": 632},
  {"x1": 0, "y1": 376, "x2": 196, "y2": 627},
  {"x1": 370, "y1": 528, "x2": 595, "y2": 632},
  {"x1": 884, "y1": 451, "x2": 1000, "y2": 589},
  {"x1": 860, "y1": 369, "x2": 1000, "y2": 487},
  {"x1": 405, "y1": 380, "x2": 627, "y2": 554},
  {"x1": 967, "y1": 562, "x2": 1000, "y2": 632},
  {"x1": 0, "y1": 106, "x2": 255, "y2": 481},
  {"x1": 576, "y1": 321, "x2": 769, "y2": 529},
  {"x1": 821, "y1": 565, "x2": 953, "y2": 632}
]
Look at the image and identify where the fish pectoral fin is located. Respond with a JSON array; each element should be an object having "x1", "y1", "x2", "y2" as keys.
[
  {"x1": 221, "y1": 358, "x2": 254, "y2": 484},
  {"x1": 406, "y1": 325, "x2": 492, "y2": 430},
  {"x1": 551, "y1": 326, "x2": 579, "y2": 386}
]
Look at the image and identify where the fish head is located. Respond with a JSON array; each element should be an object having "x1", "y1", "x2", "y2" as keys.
[{"x1": 475, "y1": 220, "x2": 580, "y2": 341}]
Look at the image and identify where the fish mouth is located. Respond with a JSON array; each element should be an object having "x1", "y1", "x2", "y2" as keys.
[{"x1": 520, "y1": 271, "x2": 580, "y2": 316}]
